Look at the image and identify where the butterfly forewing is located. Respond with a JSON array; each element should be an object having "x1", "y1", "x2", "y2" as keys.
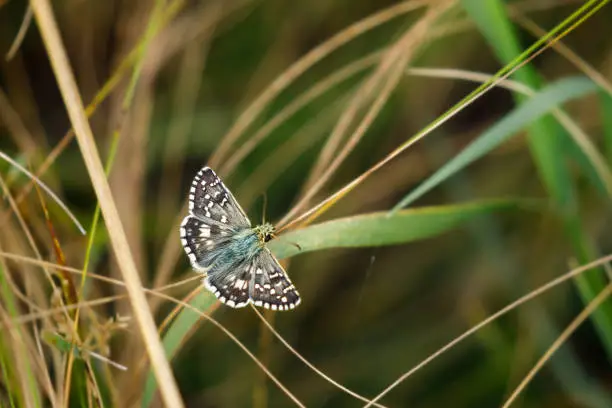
[
  {"x1": 181, "y1": 167, "x2": 250, "y2": 270},
  {"x1": 180, "y1": 216, "x2": 235, "y2": 271},
  {"x1": 188, "y1": 167, "x2": 250, "y2": 228}
]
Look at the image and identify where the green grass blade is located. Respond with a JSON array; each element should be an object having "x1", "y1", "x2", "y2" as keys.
[
  {"x1": 601, "y1": 90, "x2": 612, "y2": 165},
  {"x1": 0, "y1": 266, "x2": 41, "y2": 407},
  {"x1": 463, "y1": 0, "x2": 612, "y2": 365},
  {"x1": 462, "y1": 0, "x2": 525, "y2": 66},
  {"x1": 0, "y1": 346, "x2": 16, "y2": 408},
  {"x1": 392, "y1": 76, "x2": 599, "y2": 210},
  {"x1": 463, "y1": 0, "x2": 612, "y2": 203},
  {"x1": 269, "y1": 199, "x2": 534, "y2": 260},
  {"x1": 141, "y1": 291, "x2": 217, "y2": 408},
  {"x1": 143, "y1": 199, "x2": 527, "y2": 406}
]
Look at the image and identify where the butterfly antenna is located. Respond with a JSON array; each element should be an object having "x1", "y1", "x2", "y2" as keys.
[{"x1": 261, "y1": 192, "x2": 268, "y2": 224}]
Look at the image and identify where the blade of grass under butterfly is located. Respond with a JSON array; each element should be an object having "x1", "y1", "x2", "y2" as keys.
[
  {"x1": 392, "y1": 76, "x2": 599, "y2": 211},
  {"x1": 143, "y1": 199, "x2": 526, "y2": 406},
  {"x1": 269, "y1": 199, "x2": 535, "y2": 260}
]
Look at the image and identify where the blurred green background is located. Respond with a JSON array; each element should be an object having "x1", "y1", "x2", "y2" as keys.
[{"x1": 1, "y1": 0, "x2": 612, "y2": 407}]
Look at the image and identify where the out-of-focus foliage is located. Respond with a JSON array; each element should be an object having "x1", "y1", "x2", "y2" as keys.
[{"x1": 1, "y1": 0, "x2": 612, "y2": 407}]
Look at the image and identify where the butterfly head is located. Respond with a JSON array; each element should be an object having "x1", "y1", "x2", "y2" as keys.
[{"x1": 254, "y1": 223, "x2": 275, "y2": 244}]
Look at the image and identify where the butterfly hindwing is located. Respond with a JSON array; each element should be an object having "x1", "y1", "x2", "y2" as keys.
[
  {"x1": 204, "y1": 260, "x2": 252, "y2": 308},
  {"x1": 198, "y1": 249, "x2": 301, "y2": 310},
  {"x1": 250, "y1": 249, "x2": 301, "y2": 311}
]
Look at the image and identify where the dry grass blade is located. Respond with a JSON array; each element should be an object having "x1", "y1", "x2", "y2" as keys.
[
  {"x1": 150, "y1": 290, "x2": 306, "y2": 407},
  {"x1": 0, "y1": 151, "x2": 85, "y2": 234},
  {"x1": 251, "y1": 306, "x2": 387, "y2": 408},
  {"x1": 403, "y1": 67, "x2": 612, "y2": 196},
  {"x1": 0, "y1": 185, "x2": 58, "y2": 405},
  {"x1": 0, "y1": 301, "x2": 49, "y2": 406},
  {"x1": 0, "y1": 249, "x2": 305, "y2": 407},
  {"x1": 7, "y1": 295, "x2": 125, "y2": 329},
  {"x1": 209, "y1": 0, "x2": 432, "y2": 168},
  {"x1": 278, "y1": 2, "x2": 455, "y2": 228},
  {"x1": 502, "y1": 282, "x2": 612, "y2": 407},
  {"x1": 0, "y1": 265, "x2": 199, "y2": 329},
  {"x1": 0, "y1": 87, "x2": 38, "y2": 154},
  {"x1": 31, "y1": 182, "x2": 77, "y2": 308},
  {"x1": 278, "y1": 2, "x2": 596, "y2": 232},
  {"x1": 5, "y1": 5, "x2": 33, "y2": 61},
  {"x1": 303, "y1": 2, "x2": 451, "y2": 185},
  {"x1": 28, "y1": 0, "x2": 184, "y2": 406},
  {"x1": 31, "y1": 181, "x2": 105, "y2": 405},
  {"x1": 10, "y1": 0, "x2": 187, "y2": 210},
  {"x1": 237, "y1": 93, "x2": 350, "y2": 209},
  {"x1": 219, "y1": 52, "x2": 382, "y2": 177},
  {"x1": 3, "y1": 280, "x2": 201, "y2": 329},
  {"x1": 0, "y1": 252, "x2": 149, "y2": 291},
  {"x1": 362, "y1": 254, "x2": 612, "y2": 407},
  {"x1": 515, "y1": 12, "x2": 612, "y2": 96},
  {"x1": 3, "y1": 173, "x2": 105, "y2": 405}
]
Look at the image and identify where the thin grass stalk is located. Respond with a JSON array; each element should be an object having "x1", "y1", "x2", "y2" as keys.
[
  {"x1": 277, "y1": 0, "x2": 607, "y2": 233},
  {"x1": 363, "y1": 253, "x2": 612, "y2": 407},
  {"x1": 29, "y1": 0, "x2": 184, "y2": 406},
  {"x1": 209, "y1": 0, "x2": 432, "y2": 168},
  {"x1": 501, "y1": 282, "x2": 612, "y2": 408}
]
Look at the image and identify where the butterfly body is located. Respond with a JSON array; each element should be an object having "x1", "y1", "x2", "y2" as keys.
[
  {"x1": 209, "y1": 226, "x2": 266, "y2": 270},
  {"x1": 180, "y1": 167, "x2": 300, "y2": 310}
]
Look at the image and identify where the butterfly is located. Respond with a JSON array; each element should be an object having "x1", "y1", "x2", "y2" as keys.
[{"x1": 180, "y1": 167, "x2": 301, "y2": 310}]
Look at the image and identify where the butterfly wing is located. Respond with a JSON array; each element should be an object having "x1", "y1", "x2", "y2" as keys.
[
  {"x1": 203, "y1": 258, "x2": 252, "y2": 308},
  {"x1": 250, "y1": 249, "x2": 301, "y2": 311},
  {"x1": 187, "y1": 166, "x2": 251, "y2": 228},
  {"x1": 200, "y1": 248, "x2": 300, "y2": 310},
  {"x1": 180, "y1": 167, "x2": 250, "y2": 271},
  {"x1": 180, "y1": 216, "x2": 234, "y2": 271}
]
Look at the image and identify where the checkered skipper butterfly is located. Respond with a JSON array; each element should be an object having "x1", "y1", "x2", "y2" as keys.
[{"x1": 180, "y1": 167, "x2": 301, "y2": 310}]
